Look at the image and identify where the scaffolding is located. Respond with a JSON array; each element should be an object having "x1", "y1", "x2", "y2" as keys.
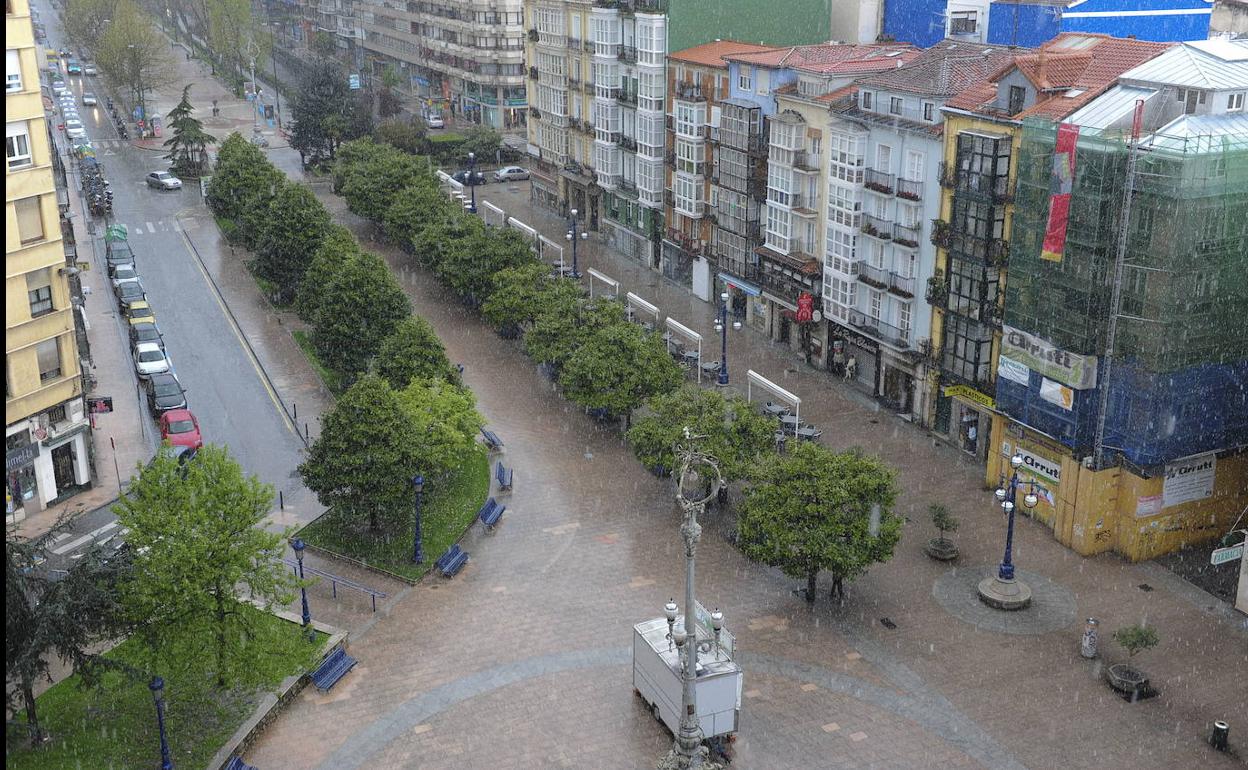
[{"x1": 999, "y1": 116, "x2": 1248, "y2": 468}]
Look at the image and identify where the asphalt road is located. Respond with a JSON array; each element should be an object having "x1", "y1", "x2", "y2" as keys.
[{"x1": 39, "y1": 19, "x2": 311, "y2": 571}]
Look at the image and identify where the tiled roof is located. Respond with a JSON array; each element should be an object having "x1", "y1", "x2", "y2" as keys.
[
  {"x1": 1119, "y1": 39, "x2": 1248, "y2": 90},
  {"x1": 814, "y1": 84, "x2": 859, "y2": 104},
  {"x1": 725, "y1": 43, "x2": 921, "y2": 75},
  {"x1": 945, "y1": 33, "x2": 1172, "y2": 121},
  {"x1": 668, "y1": 40, "x2": 778, "y2": 69},
  {"x1": 854, "y1": 40, "x2": 1019, "y2": 97}
]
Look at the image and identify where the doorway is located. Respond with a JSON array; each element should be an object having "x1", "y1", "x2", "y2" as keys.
[{"x1": 51, "y1": 443, "x2": 75, "y2": 493}]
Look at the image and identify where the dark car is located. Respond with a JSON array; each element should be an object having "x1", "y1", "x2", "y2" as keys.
[
  {"x1": 144, "y1": 372, "x2": 186, "y2": 416},
  {"x1": 452, "y1": 169, "x2": 485, "y2": 186},
  {"x1": 114, "y1": 279, "x2": 146, "y2": 310},
  {"x1": 129, "y1": 321, "x2": 163, "y2": 348}
]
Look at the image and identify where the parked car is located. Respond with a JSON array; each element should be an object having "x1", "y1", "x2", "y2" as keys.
[
  {"x1": 159, "y1": 409, "x2": 203, "y2": 449},
  {"x1": 107, "y1": 249, "x2": 135, "y2": 274},
  {"x1": 452, "y1": 169, "x2": 486, "y2": 186},
  {"x1": 126, "y1": 301, "x2": 156, "y2": 325},
  {"x1": 115, "y1": 280, "x2": 146, "y2": 311},
  {"x1": 81, "y1": 92, "x2": 97, "y2": 106},
  {"x1": 129, "y1": 321, "x2": 163, "y2": 348},
  {"x1": 133, "y1": 341, "x2": 171, "y2": 378},
  {"x1": 146, "y1": 170, "x2": 182, "y2": 190},
  {"x1": 494, "y1": 166, "x2": 530, "y2": 182},
  {"x1": 84, "y1": 64, "x2": 98, "y2": 76},
  {"x1": 424, "y1": 113, "x2": 445, "y2": 129},
  {"x1": 110, "y1": 264, "x2": 139, "y2": 288},
  {"x1": 66, "y1": 60, "x2": 82, "y2": 74},
  {"x1": 144, "y1": 372, "x2": 186, "y2": 416},
  {"x1": 52, "y1": 83, "x2": 71, "y2": 97},
  {"x1": 64, "y1": 119, "x2": 85, "y2": 138}
]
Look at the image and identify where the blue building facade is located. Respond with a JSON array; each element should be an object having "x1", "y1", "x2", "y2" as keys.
[{"x1": 987, "y1": 0, "x2": 1214, "y2": 48}]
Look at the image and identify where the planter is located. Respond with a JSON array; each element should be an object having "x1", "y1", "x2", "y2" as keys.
[
  {"x1": 1106, "y1": 663, "x2": 1149, "y2": 695},
  {"x1": 923, "y1": 537, "x2": 959, "y2": 561}
]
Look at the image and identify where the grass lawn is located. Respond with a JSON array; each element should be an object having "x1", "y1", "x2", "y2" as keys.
[
  {"x1": 292, "y1": 329, "x2": 344, "y2": 395},
  {"x1": 297, "y1": 447, "x2": 490, "y2": 580},
  {"x1": 6, "y1": 605, "x2": 323, "y2": 770}
]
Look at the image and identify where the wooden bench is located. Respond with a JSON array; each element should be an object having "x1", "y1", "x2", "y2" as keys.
[
  {"x1": 478, "y1": 497, "x2": 506, "y2": 531},
  {"x1": 311, "y1": 647, "x2": 358, "y2": 693},
  {"x1": 436, "y1": 544, "x2": 469, "y2": 577},
  {"x1": 480, "y1": 427, "x2": 504, "y2": 451},
  {"x1": 495, "y1": 461, "x2": 513, "y2": 491},
  {"x1": 225, "y1": 757, "x2": 258, "y2": 770}
]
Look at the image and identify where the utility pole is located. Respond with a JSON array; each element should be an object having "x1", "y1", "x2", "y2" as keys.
[{"x1": 1093, "y1": 99, "x2": 1145, "y2": 470}]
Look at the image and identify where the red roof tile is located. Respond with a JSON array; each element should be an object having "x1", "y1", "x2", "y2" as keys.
[
  {"x1": 668, "y1": 40, "x2": 779, "y2": 69},
  {"x1": 855, "y1": 40, "x2": 1020, "y2": 97},
  {"x1": 724, "y1": 43, "x2": 921, "y2": 75}
]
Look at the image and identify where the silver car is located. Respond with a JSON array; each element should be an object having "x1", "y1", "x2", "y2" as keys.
[
  {"x1": 146, "y1": 171, "x2": 182, "y2": 190},
  {"x1": 494, "y1": 165, "x2": 530, "y2": 182},
  {"x1": 82, "y1": 92, "x2": 97, "y2": 106}
]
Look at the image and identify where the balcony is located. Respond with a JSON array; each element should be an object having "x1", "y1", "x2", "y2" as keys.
[
  {"x1": 938, "y1": 162, "x2": 1014, "y2": 202},
  {"x1": 618, "y1": 45, "x2": 637, "y2": 63},
  {"x1": 618, "y1": 179, "x2": 638, "y2": 196},
  {"x1": 889, "y1": 272, "x2": 915, "y2": 298},
  {"x1": 674, "y1": 81, "x2": 706, "y2": 102},
  {"x1": 619, "y1": 135, "x2": 637, "y2": 151},
  {"x1": 568, "y1": 37, "x2": 583, "y2": 51},
  {"x1": 933, "y1": 223, "x2": 1010, "y2": 265},
  {"x1": 925, "y1": 271, "x2": 947, "y2": 308},
  {"x1": 848, "y1": 310, "x2": 910, "y2": 349},
  {"x1": 617, "y1": 90, "x2": 638, "y2": 106},
  {"x1": 861, "y1": 214, "x2": 893, "y2": 241},
  {"x1": 719, "y1": 129, "x2": 765, "y2": 155},
  {"x1": 584, "y1": 40, "x2": 596, "y2": 53},
  {"x1": 896, "y1": 177, "x2": 922, "y2": 201},
  {"x1": 893, "y1": 221, "x2": 921, "y2": 248},
  {"x1": 864, "y1": 168, "x2": 895, "y2": 195},
  {"x1": 857, "y1": 263, "x2": 889, "y2": 289},
  {"x1": 529, "y1": 66, "x2": 538, "y2": 80},
  {"x1": 528, "y1": 28, "x2": 538, "y2": 42}
]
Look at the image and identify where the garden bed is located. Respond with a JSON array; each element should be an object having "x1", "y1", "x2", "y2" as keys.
[{"x1": 292, "y1": 329, "x2": 344, "y2": 395}]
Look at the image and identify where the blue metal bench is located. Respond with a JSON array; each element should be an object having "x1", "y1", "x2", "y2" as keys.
[
  {"x1": 436, "y1": 544, "x2": 469, "y2": 577},
  {"x1": 478, "y1": 497, "x2": 506, "y2": 531},
  {"x1": 311, "y1": 647, "x2": 357, "y2": 693},
  {"x1": 480, "y1": 427, "x2": 504, "y2": 451},
  {"x1": 225, "y1": 757, "x2": 258, "y2": 770},
  {"x1": 495, "y1": 461, "x2": 513, "y2": 491}
]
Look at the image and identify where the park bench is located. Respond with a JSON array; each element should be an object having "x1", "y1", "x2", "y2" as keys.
[
  {"x1": 478, "y1": 497, "x2": 506, "y2": 531},
  {"x1": 225, "y1": 757, "x2": 258, "y2": 770},
  {"x1": 311, "y1": 647, "x2": 358, "y2": 693},
  {"x1": 495, "y1": 461, "x2": 513, "y2": 491},
  {"x1": 480, "y1": 427, "x2": 504, "y2": 451},
  {"x1": 436, "y1": 544, "x2": 469, "y2": 577}
]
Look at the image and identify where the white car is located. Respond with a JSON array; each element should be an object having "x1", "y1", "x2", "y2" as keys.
[
  {"x1": 52, "y1": 83, "x2": 71, "y2": 97},
  {"x1": 82, "y1": 92, "x2": 97, "y2": 106},
  {"x1": 146, "y1": 171, "x2": 182, "y2": 190},
  {"x1": 110, "y1": 263, "x2": 139, "y2": 288},
  {"x1": 64, "y1": 119, "x2": 85, "y2": 138},
  {"x1": 494, "y1": 165, "x2": 530, "y2": 182},
  {"x1": 424, "y1": 113, "x2": 445, "y2": 129},
  {"x1": 84, "y1": 64, "x2": 97, "y2": 76},
  {"x1": 133, "y1": 341, "x2": 171, "y2": 378}
]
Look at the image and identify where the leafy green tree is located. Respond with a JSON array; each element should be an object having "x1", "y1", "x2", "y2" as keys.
[
  {"x1": 62, "y1": 0, "x2": 118, "y2": 54},
  {"x1": 375, "y1": 118, "x2": 427, "y2": 154},
  {"x1": 163, "y1": 85, "x2": 217, "y2": 178},
  {"x1": 432, "y1": 226, "x2": 536, "y2": 305},
  {"x1": 559, "y1": 322, "x2": 683, "y2": 427},
  {"x1": 299, "y1": 374, "x2": 423, "y2": 532},
  {"x1": 375, "y1": 315, "x2": 458, "y2": 389},
  {"x1": 481, "y1": 262, "x2": 563, "y2": 334},
  {"x1": 207, "y1": 0, "x2": 264, "y2": 91},
  {"x1": 311, "y1": 30, "x2": 337, "y2": 58},
  {"x1": 290, "y1": 58, "x2": 351, "y2": 166},
  {"x1": 394, "y1": 378, "x2": 484, "y2": 482},
  {"x1": 523, "y1": 293, "x2": 620, "y2": 370},
  {"x1": 115, "y1": 445, "x2": 301, "y2": 689},
  {"x1": 377, "y1": 65, "x2": 405, "y2": 119},
  {"x1": 206, "y1": 133, "x2": 284, "y2": 245},
  {"x1": 95, "y1": 0, "x2": 174, "y2": 129},
  {"x1": 383, "y1": 183, "x2": 456, "y2": 252},
  {"x1": 254, "y1": 181, "x2": 333, "y2": 302},
  {"x1": 337, "y1": 140, "x2": 425, "y2": 222},
  {"x1": 457, "y1": 124, "x2": 503, "y2": 160},
  {"x1": 409, "y1": 214, "x2": 479, "y2": 270},
  {"x1": 313, "y1": 250, "x2": 410, "y2": 377},
  {"x1": 737, "y1": 443, "x2": 901, "y2": 602},
  {"x1": 295, "y1": 224, "x2": 361, "y2": 324},
  {"x1": 1113, "y1": 625, "x2": 1160, "y2": 659},
  {"x1": 6, "y1": 523, "x2": 131, "y2": 745},
  {"x1": 627, "y1": 386, "x2": 776, "y2": 481}
]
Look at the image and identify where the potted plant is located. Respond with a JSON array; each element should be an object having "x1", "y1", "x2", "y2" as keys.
[
  {"x1": 1106, "y1": 624, "x2": 1159, "y2": 698},
  {"x1": 923, "y1": 504, "x2": 959, "y2": 560}
]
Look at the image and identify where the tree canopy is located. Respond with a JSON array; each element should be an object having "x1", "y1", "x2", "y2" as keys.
[
  {"x1": 206, "y1": 133, "x2": 284, "y2": 244},
  {"x1": 394, "y1": 378, "x2": 484, "y2": 483},
  {"x1": 375, "y1": 315, "x2": 459, "y2": 389},
  {"x1": 524, "y1": 294, "x2": 621, "y2": 370},
  {"x1": 336, "y1": 140, "x2": 427, "y2": 223},
  {"x1": 481, "y1": 262, "x2": 574, "y2": 334},
  {"x1": 384, "y1": 184, "x2": 459, "y2": 254},
  {"x1": 290, "y1": 58, "x2": 354, "y2": 166},
  {"x1": 375, "y1": 117, "x2": 426, "y2": 153},
  {"x1": 254, "y1": 181, "x2": 333, "y2": 302},
  {"x1": 295, "y1": 224, "x2": 361, "y2": 324},
  {"x1": 163, "y1": 85, "x2": 217, "y2": 178},
  {"x1": 627, "y1": 386, "x2": 776, "y2": 481},
  {"x1": 737, "y1": 443, "x2": 901, "y2": 602},
  {"x1": 431, "y1": 226, "x2": 536, "y2": 306},
  {"x1": 559, "y1": 322, "x2": 684, "y2": 425},
  {"x1": 312, "y1": 250, "x2": 410, "y2": 378}
]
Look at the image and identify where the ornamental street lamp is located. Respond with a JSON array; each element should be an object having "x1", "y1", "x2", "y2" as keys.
[
  {"x1": 977, "y1": 454, "x2": 1040, "y2": 610},
  {"x1": 566, "y1": 208, "x2": 588, "y2": 278},
  {"x1": 713, "y1": 292, "x2": 741, "y2": 387},
  {"x1": 411, "y1": 474, "x2": 425, "y2": 564},
  {"x1": 292, "y1": 538, "x2": 313, "y2": 637},
  {"x1": 465, "y1": 152, "x2": 478, "y2": 213},
  {"x1": 149, "y1": 677, "x2": 174, "y2": 770}
]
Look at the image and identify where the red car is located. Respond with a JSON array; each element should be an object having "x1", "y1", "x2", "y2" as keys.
[{"x1": 159, "y1": 409, "x2": 203, "y2": 449}]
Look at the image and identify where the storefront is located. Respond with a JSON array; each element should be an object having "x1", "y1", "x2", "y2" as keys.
[
  {"x1": 716, "y1": 272, "x2": 761, "y2": 330},
  {"x1": 828, "y1": 322, "x2": 880, "y2": 394},
  {"x1": 6, "y1": 413, "x2": 91, "y2": 521},
  {"x1": 937, "y1": 383, "x2": 995, "y2": 463}
]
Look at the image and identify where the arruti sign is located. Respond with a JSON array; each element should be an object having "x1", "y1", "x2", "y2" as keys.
[
  {"x1": 1002, "y1": 325, "x2": 1098, "y2": 390},
  {"x1": 1162, "y1": 453, "x2": 1216, "y2": 508},
  {"x1": 1016, "y1": 447, "x2": 1062, "y2": 483}
]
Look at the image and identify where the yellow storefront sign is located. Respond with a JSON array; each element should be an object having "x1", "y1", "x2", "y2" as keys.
[{"x1": 942, "y1": 384, "x2": 995, "y2": 411}]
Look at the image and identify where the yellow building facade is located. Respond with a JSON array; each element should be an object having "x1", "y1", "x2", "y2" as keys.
[{"x1": 6, "y1": 0, "x2": 91, "y2": 520}]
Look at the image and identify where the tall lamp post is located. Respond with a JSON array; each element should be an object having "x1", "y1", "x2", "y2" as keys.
[
  {"x1": 656, "y1": 429, "x2": 725, "y2": 770},
  {"x1": 713, "y1": 292, "x2": 740, "y2": 387},
  {"x1": 292, "y1": 538, "x2": 313, "y2": 637},
  {"x1": 465, "y1": 152, "x2": 478, "y2": 213},
  {"x1": 411, "y1": 474, "x2": 425, "y2": 564},
  {"x1": 149, "y1": 677, "x2": 174, "y2": 770},
  {"x1": 977, "y1": 453, "x2": 1040, "y2": 610},
  {"x1": 566, "y1": 208, "x2": 588, "y2": 278}
]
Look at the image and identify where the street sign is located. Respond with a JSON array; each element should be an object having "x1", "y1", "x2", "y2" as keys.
[
  {"x1": 349, "y1": 73, "x2": 361, "y2": 90},
  {"x1": 75, "y1": 261, "x2": 90, "y2": 272},
  {"x1": 88, "y1": 396, "x2": 114, "y2": 414},
  {"x1": 1211, "y1": 544, "x2": 1244, "y2": 566}
]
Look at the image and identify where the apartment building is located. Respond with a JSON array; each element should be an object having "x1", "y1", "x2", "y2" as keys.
[
  {"x1": 662, "y1": 40, "x2": 775, "y2": 300},
  {"x1": 7, "y1": 0, "x2": 91, "y2": 520},
  {"x1": 669, "y1": 0, "x2": 883, "y2": 50},
  {"x1": 821, "y1": 41, "x2": 1014, "y2": 422},
  {"x1": 358, "y1": 0, "x2": 528, "y2": 130}
]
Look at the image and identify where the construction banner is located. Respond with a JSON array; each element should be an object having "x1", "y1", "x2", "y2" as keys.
[{"x1": 1040, "y1": 123, "x2": 1080, "y2": 263}]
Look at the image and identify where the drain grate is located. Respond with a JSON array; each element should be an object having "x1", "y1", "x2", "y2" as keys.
[
  {"x1": 1137, "y1": 583, "x2": 1154, "y2": 592},
  {"x1": 879, "y1": 617, "x2": 897, "y2": 630}
]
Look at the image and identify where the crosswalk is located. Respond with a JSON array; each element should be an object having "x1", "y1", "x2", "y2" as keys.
[
  {"x1": 48, "y1": 519, "x2": 129, "y2": 558},
  {"x1": 111, "y1": 218, "x2": 184, "y2": 235}
]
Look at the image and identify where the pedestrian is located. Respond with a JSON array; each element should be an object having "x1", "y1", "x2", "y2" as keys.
[{"x1": 844, "y1": 355, "x2": 857, "y2": 383}]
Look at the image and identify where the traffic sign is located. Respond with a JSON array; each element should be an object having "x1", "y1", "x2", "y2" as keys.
[
  {"x1": 1211, "y1": 543, "x2": 1244, "y2": 566},
  {"x1": 349, "y1": 73, "x2": 361, "y2": 90}
]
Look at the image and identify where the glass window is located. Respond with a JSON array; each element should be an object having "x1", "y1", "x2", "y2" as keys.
[
  {"x1": 861, "y1": 91, "x2": 872, "y2": 110},
  {"x1": 27, "y1": 268, "x2": 53, "y2": 317},
  {"x1": 36, "y1": 337, "x2": 62, "y2": 382},
  {"x1": 737, "y1": 67, "x2": 751, "y2": 91},
  {"x1": 6, "y1": 50, "x2": 21, "y2": 92},
  {"x1": 923, "y1": 102, "x2": 934, "y2": 121},
  {"x1": 889, "y1": 97, "x2": 903, "y2": 116},
  {"x1": 15, "y1": 196, "x2": 44, "y2": 244},
  {"x1": 6, "y1": 121, "x2": 32, "y2": 169},
  {"x1": 942, "y1": 315, "x2": 992, "y2": 386}
]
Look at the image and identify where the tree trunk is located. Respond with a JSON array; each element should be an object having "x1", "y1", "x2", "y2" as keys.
[
  {"x1": 22, "y1": 681, "x2": 43, "y2": 745},
  {"x1": 214, "y1": 586, "x2": 228, "y2": 688},
  {"x1": 369, "y1": 505, "x2": 379, "y2": 533},
  {"x1": 805, "y1": 571, "x2": 817, "y2": 602},
  {"x1": 830, "y1": 574, "x2": 845, "y2": 601}
]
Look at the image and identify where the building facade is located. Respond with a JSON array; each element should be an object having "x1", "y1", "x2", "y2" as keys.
[
  {"x1": 988, "y1": 39, "x2": 1247, "y2": 561},
  {"x1": 358, "y1": 0, "x2": 528, "y2": 131},
  {"x1": 987, "y1": 0, "x2": 1214, "y2": 48},
  {"x1": 669, "y1": 0, "x2": 882, "y2": 50},
  {"x1": 7, "y1": 0, "x2": 92, "y2": 520},
  {"x1": 883, "y1": 0, "x2": 993, "y2": 48}
]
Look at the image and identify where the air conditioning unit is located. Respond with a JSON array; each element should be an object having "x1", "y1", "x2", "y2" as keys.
[{"x1": 1082, "y1": 456, "x2": 1094, "y2": 469}]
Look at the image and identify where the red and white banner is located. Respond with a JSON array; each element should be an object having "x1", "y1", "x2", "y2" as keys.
[{"x1": 1041, "y1": 123, "x2": 1080, "y2": 263}]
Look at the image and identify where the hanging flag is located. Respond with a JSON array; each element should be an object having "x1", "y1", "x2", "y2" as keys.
[{"x1": 1040, "y1": 123, "x2": 1080, "y2": 263}]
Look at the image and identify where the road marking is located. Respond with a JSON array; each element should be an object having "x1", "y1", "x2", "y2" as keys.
[
  {"x1": 146, "y1": 221, "x2": 155, "y2": 232},
  {"x1": 51, "y1": 520, "x2": 120, "y2": 555},
  {"x1": 176, "y1": 216, "x2": 299, "y2": 441},
  {"x1": 170, "y1": 218, "x2": 182, "y2": 232}
]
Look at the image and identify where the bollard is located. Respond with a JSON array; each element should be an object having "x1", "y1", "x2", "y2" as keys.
[
  {"x1": 1211, "y1": 721, "x2": 1229, "y2": 752},
  {"x1": 304, "y1": 422, "x2": 310, "y2": 441},
  {"x1": 292, "y1": 402, "x2": 297, "y2": 420},
  {"x1": 279, "y1": 490, "x2": 284, "y2": 510},
  {"x1": 1080, "y1": 618, "x2": 1099, "y2": 659}
]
